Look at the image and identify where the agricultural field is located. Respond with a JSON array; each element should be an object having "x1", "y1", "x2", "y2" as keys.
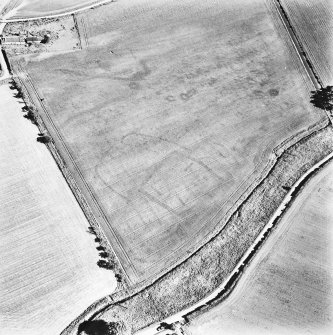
[
  {"x1": 17, "y1": 0, "x2": 326, "y2": 284},
  {"x1": 185, "y1": 160, "x2": 333, "y2": 335},
  {"x1": 2, "y1": 0, "x2": 108, "y2": 19},
  {"x1": 280, "y1": 0, "x2": 333, "y2": 86},
  {"x1": 0, "y1": 84, "x2": 116, "y2": 335}
]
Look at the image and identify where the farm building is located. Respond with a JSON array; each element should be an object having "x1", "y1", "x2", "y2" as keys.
[
  {"x1": 0, "y1": 34, "x2": 25, "y2": 45},
  {"x1": 0, "y1": 33, "x2": 43, "y2": 45},
  {"x1": 26, "y1": 35, "x2": 43, "y2": 43}
]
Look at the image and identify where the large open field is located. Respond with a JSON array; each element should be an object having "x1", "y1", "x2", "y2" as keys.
[
  {"x1": 280, "y1": 0, "x2": 333, "y2": 86},
  {"x1": 185, "y1": 160, "x2": 333, "y2": 335},
  {"x1": 16, "y1": 0, "x2": 326, "y2": 284},
  {"x1": 0, "y1": 84, "x2": 116, "y2": 335}
]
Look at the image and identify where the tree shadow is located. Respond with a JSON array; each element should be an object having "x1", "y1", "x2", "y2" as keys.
[
  {"x1": 78, "y1": 320, "x2": 120, "y2": 335},
  {"x1": 310, "y1": 86, "x2": 333, "y2": 111},
  {"x1": 36, "y1": 135, "x2": 51, "y2": 144}
]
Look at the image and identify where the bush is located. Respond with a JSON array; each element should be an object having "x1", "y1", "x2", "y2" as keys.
[
  {"x1": 37, "y1": 135, "x2": 51, "y2": 144},
  {"x1": 24, "y1": 110, "x2": 37, "y2": 124},
  {"x1": 15, "y1": 89, "x2": 23, "y2": 99},
  {"x1": 88, "y1": 226, "x2": 96, "y2": 234},
  {"x1": 99, "y1": 251, "x2": 109, "y2": 258},
  {"x1": 97, "y1": 259, "x2": 109, "y2": 268},
  {"x1": 97, "y1": 259, "x2": 115, "y2": 270}
]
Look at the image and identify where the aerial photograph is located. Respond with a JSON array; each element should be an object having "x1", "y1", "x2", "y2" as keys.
[{"x1": 0, "y1": 0, "x2": 332, "y2": 334}]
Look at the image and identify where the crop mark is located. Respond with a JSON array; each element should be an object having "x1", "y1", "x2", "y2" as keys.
[
  {"x1": 138, "y1": 189, "x2": 180, "y2": 218},
  {"x1": 114, "y1": 60, "x2": 151, "y2": 82},
  {"x1": 268, "y1": 88, "x2": 279, "y2": 96},
  {"x1": 180, "y1": 88, "x2": 197, "y2": 101},
  {"x1": 165, "y1": 95, "x2": 176, "y2": 102}
]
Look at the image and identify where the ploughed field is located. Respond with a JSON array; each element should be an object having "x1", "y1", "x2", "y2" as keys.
[
  {"x1": 280, "y1": 0, "x2": 333, "y2": 86},
  {"x1": 0, "y1": 84, "x2": 116, "y2": 335},
  {"x1": 186, "y1": 160, "x2": 333, "y2": 335},
  {"x1": 21, "y1": 0, "x2": 325, "y2": 284},
  {"x1": 5, "y1": 0, "x2": 105, "y2": 19}
]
